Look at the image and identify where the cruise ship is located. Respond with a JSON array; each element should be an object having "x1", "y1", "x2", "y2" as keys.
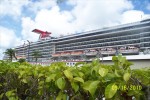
[{"x1": 4, "y1": 18, "x2": 150, "y2": 66}]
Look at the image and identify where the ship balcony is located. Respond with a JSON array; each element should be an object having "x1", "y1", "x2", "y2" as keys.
[{"x1": 119, "y1": 49, "x2": 139, "y2": 54}]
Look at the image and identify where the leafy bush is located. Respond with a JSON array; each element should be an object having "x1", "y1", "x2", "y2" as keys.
[
  {"x1": 18, "y1": 58, "x2": 26, "y2": 63},
  {"x1": 0, "y1": 56, "x2": 149, "y2": 100}
]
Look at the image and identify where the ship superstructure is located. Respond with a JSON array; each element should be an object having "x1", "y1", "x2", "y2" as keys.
[{"x1": 5, "y1": 18, "x2": 150, "y2": 65}]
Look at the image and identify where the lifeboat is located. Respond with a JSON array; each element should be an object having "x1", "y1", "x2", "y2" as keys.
[
  {"x1": 52, "y1": 53, "x2": 61, "y2": 57},
  {"x1": 85, "y1": 49, "x2": 97, "y2": 55},
  {"x1": 100, "y1": 48, "x2": 116, "y2": 55},
  {"x1": 71, "y1": 51, "x2": 83, "y2": 55},
  {"x1": 61, "y1": 52, "x2": 71, "y2": 56}
]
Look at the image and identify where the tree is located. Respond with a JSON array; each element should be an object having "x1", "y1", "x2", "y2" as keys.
[
  {"x1": 31, "y1": 50, "x2": 42, "y2": 63},
  {"x1": 4, "y1": 48, "x2": 17, "y2": 62},
  {"x1": 18, "y1": 58, "x2": 26, "y2": 63}
]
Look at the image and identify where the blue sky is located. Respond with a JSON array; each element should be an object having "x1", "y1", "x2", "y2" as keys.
[{"x1": 0, "y1": 0, "x2": 150, "y2": 59}]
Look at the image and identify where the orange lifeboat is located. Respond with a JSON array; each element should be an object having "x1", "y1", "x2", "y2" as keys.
[
  {"x1": 71, "y1": 51, "x2": 83, "y2": 55},
  {"x1": 52, "y1": 53, "x2": 61, "y2": 57},
  {"x1": 61, "y1": 52, "x2": 71, "y2": 56}
]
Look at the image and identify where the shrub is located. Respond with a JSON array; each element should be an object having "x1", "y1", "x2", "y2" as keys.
[
  {"x1": 18, "y1": 58, "x2": 26, "y2": 63},
  {"x1": 0, "y1": 56, "x2": 149, "y2": 100}
]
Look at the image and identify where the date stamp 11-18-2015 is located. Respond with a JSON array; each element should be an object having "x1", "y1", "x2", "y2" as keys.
[{"x1": 112, "y1": 84, "x2": 142, "y2": 91}]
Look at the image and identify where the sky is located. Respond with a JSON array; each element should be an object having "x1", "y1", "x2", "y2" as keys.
[{"x1": 0, "y1": 0, "x2": 150, "y2": 59}]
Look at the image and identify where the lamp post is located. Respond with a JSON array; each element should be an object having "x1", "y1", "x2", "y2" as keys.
[
  {"x1": 23, "y1": 41, "x2": 26, "y2": 59},
  {"x1": 115, "y1": 47, "x2": 119, "y2": 56},
  {"x1": 27, "y1": 40, "x2": 30, "y2": 62},
  {"x1": 96, "y1": 49, "x2": 103, "y2": 63}
]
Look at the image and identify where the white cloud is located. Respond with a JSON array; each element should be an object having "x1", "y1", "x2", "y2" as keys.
[
  {"x1": 21, "y1": 6, "x2": 75, "y2": 38},
  {"x1": 121, "y1": 10, "x2": 150, "y2": 24},
  {"x1": 71, "y1": 0, "x2": 134, "y2": 31},
  {"x1": 21, "y1": 0, "x2": 135, "y2": 38},
  {"x1": 27, "y1": 0, "x2": 57, "y2": 13},
  {"x1": 0, "y1": 0, "x2": 57, "y2": 18},
  {"x1": 121, "y1": 10, "x2": 144, "y2": 24},
  {"x1": 0, "y1": 26, "x2": 21, "y2": 48},
  {"x1": 0, "y1": 0, "x2": 28, "y2": 17},
  {"x1": 21, "y1": 17, "x2": 39, "y2": 41},
  {"x1": 0, "y1": 26, "x2": 23, "y2": 59},
  {"x1": 0, "y1": 49, "x2": 6, "y2": 60}
]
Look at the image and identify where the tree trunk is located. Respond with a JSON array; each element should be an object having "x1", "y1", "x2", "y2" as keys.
[
  {"x1": 36, "y1": 58, "x2": 37, "y2": 64},
  {"x1": 10, "y1": 56, "x2": 13, "y2": 62}
]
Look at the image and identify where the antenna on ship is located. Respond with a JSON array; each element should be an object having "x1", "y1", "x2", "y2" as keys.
[{"x1": 32, "y1": 29, "x2": 51, "y2": 40}]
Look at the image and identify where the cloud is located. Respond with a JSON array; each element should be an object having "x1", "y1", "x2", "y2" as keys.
[
  {"x1": 21, "y1": 0, "x2": 135, "y2": 38},
  {"x1": 0, "y1": 26, "x2": 22, "y2": 48},
  {"x1": 0, "y1": 26, "x2": 23, "y2": 59},
  {"x1": 0, "y1": 49, "x2": 5, "y2": 60},
  {"x1": 121, "y1": 10, "x2": 150, "y2": 24},
  {"x1": 121, "y1": 10, "x2": 144, "y2": 24},
  {"x1": 21, "y1": 6, "x2": 75, "y2": 38},
  {"x1": 0, "y1": 0, "x2": 28, "y2": 17},
  {"x1": 27, "y1": 0, "x2": 57, "y2": 13},
  {"x1": 0, "y1": 0, "x2": 57, "y2": 19},
  {"x1": 70, "y1": 0, "x2": 134, "y2": 31},
  {"x1": 21, "y1": 17, "x2": 39, "y2": 41}
]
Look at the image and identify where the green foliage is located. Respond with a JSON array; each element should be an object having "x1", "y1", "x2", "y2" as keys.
[
  {"x1": 3, "y1": 48, "x2": 17, "y2": 61},
  {"x1": 82, "y1": 80, "x2": 100, "y2": 96},
  {"x1": 105, "y1": 83, "x2": 117, "y2": 99},
  {"x1": 0, "y1": 56, "x2": 150, "y2": 100},
  {"x1": 123, "y1": 72, "x2": 131, "y2": 82},
  {"x1": 31, "y1": 50, "x2": 42, "y2": 62},
  {"x1": 18, "y1": 58, "x2": 26, "y2": 63}
]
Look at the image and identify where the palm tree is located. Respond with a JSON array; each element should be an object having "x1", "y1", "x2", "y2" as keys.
[
  {"x1": 4, "y1": 48, "x2": 17, "y2": 62},
  {"x1": 31, "y1": 50, "x2": 42, "y2": 63}
]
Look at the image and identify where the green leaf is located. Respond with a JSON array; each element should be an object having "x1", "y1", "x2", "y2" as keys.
[
  {"x1": 33, "y1": 70, "x2": 38, "y2": 76},
  {"x1": 115, "y1": 70, "x2": 122, "y2": 77},
  {"x1": 71, "y1": 82, "x2": 79, "y2": 92},
  {"x1": 83, "y1": 81, "x2": 100, "y2": 96},
  {"x1": 22, "y1": 79, "x2": 27, "y2": 83},
  {"x1": 92, "y1": 59, "x2": 99, "y2": 66},
  {"x1": 64, "y1": 69, "x2": 73, "y2": 80},
  {"x1": 38, "y1": 89, "x2": 43, "y2": 95},
  {"x1": 56, "y1": 78, "x2": 66, "y2": 90},
  {"x1": 112, "y1": 56, "x2": 118, "y2": 62},
  {"x1": 127, "y1": 90, "x2": 144, "y2": 96},
  {"x1": 38, "y1": 73, "x2": 44, "y2": 78},
  {"x1": 123, "y1": 73, "x2": 131, "y2": 82},
  {"x1": 6, "y1": 89, "x2": 16, "y2": 98},
  {"x1": 99, "y1": 68, "x2": 108, "y2": 77},
  {"x1": 105, "y1": 83, "x2": 117, "y2": 99},
  {"x1": 74, "y1": 77, "x2": 84, "y2": 83},
  {"x1": 39, "y1": 81, "x2": 44, "y2": 86},
  {"x1": 56, "y1": 92, "x2": 67, "y2": 100},
  {"x1": 46, "y1": 74, "x2": 56, "y2": 82},
  {"x1": 0, "y1": 93, "x2": 4, "y2": 99},
  {"x1": 19, "y1": 71, "x2": 25, "y2": 76},
  {"x1": 78, "y1": 72, "x2": 84, "y2": 77},
  {"x1": 118, "y1": 55, "x2": 125, "y2": 62}
]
